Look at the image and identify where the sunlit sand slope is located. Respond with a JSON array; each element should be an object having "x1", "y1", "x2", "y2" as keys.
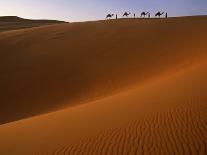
[
  {"x1": 0, "y1": 56, "x2": 207, "y2": 155},
  {"x1": 0, "y1": 17, "x2": 207, "y2": 124}
]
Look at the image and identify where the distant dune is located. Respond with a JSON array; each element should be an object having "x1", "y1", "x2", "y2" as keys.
[
  {"x1": 0, "y1": 16, "x2": 66, "y2": 32},
  {"x1": 0, "y1": 16, "x2": 207, "y2": 154}
]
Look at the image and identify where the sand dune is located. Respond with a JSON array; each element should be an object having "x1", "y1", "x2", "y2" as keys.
[
  {"x1": 0, "y1": 53, "x2": 207, "y2": 155},
  {"x1": 0, "y1": 16, "x2": 207, "y2": 154},
  {"x1": 0, "y1": 16, "x2": 66, "y2": 32},
  {"x1": 1, "y1": 16, "x2": 207, "y2": 124}
]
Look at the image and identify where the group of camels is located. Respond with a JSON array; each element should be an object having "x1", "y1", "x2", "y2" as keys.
[{"x1": 106, "y1": 11, "x2": 167, "y2": 19}]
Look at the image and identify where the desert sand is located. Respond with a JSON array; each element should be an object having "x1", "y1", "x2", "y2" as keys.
[
  {"x1": 0, "y1": 16, "x2": 65, "y2": 32},
  {"x1": 0, "y1": 16, "x2": 207, "y2": 154}
]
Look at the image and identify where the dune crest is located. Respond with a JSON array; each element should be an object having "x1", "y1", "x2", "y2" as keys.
[
  {"x1": 0, "y1": 16, "x2": 66, "y2": 32},
  {"x1": 1, "y1": 17, "x2": 207, "y2": 124},
  {"x1": 1, "y1": 16, "x2": 207, "y2": 154}
]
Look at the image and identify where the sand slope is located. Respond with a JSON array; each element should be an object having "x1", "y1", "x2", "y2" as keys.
[
  {"x1": 1, "y1": 16, "x2": 207, "y2": 124},
  {"x1": 0, "y1": 16, "x2": 66, "y2": 32},
  {"x1": 0, "y1": 16, "x2": 207, "y2": 154},
  {"x1": 0, "y1": 53, "x2": 207, "y2": 155}
]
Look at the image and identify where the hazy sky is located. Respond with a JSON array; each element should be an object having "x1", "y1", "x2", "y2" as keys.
[{"x1": 0, "y1": 0, "x2": 207, "y2": 22}]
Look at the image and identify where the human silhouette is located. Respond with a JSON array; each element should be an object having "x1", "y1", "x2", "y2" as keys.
[
  {"x1": 123, "y1": 12, "x2": 131, "y2": 18},
  {"x1": 116, "y1": 14, "x2": 118, "y2": 19},
  {"x1": 140, "y1": 12, "x2": 149, "y2": 18},
  {"x1": 134, "y1": 13, "x2": 136, "y2": 18},
  {"x1": 165, "y1": 13, "x2": 168, "y2": 18},
  {"x1": 148, "y1": 13, "x2": 151, "y2": 18},
  {"x1": 106, "y1": 14, "x2": 114, "y2": 19},
  {"x1": 155, "y1": 11, "x2": 164, "y2": 18}
]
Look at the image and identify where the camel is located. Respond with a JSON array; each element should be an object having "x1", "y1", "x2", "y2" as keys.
[
  {"x1": 106, "y1": 14, "x2": 114, "y2": 19},
  {"x1": 155, "y1": 11, "x2": 164, "y2": 18},
  {"x1": 140, "y1": 12, "x2": 149, "y2": 18},
  {"x1": 123, "y1": 12, "x2": 131, "y2": 18}
]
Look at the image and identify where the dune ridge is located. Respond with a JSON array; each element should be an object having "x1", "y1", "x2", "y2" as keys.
[
  {"x1": 0, "y1": 16, "x2": 207, "y2": 154},
  {"x1": 1, "y1": 17, "x2": 207, "y2": 124},
  {"x1": 0, "y1": 16, "x2": 66, "y2": 32}
]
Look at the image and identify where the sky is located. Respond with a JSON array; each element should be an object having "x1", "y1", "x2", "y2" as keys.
[{"x1": 0, "y1": 0, "x2": 207, "y2": 22}]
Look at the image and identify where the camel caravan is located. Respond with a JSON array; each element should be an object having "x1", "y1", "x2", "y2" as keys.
[{"x1": 106, "y1": 11, "x2": 168, "y2": 19}]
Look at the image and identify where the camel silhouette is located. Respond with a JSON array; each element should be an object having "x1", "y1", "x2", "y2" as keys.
[
  {"x1": 155, "y1": 12, "x2": 164, "y2": 18},
  {"x1": 123, "y1": 12, "x2": 131, "y2": 18},
  {"x1": 140, "y1": 12, "x2": 149, "y2": 18},
  {"x1": 106, "y1": 14, "x2": 114, "y2": 19}
]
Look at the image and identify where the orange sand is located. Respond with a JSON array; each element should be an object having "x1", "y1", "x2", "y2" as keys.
[
  {"x1": 0, "y1": 16, "x2": 207, "y2": 155},
  {"x1": 0, "y1": 16, "x2": 65, "y2": 32}
]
